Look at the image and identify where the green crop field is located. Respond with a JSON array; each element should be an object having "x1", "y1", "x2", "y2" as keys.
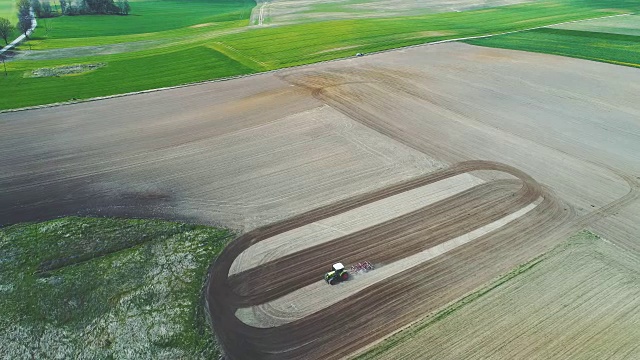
[
  {"x1": 0, "y1": 0, "x2": 638, "y2": 110},
  {"x1": 466, "y1": 26, "x2": 640, "y2": 69},
  {"x1": 0, "y1": 217, "x2": 233, "y2": 358},
  {"x1": 43, "y1": 0, "x2": 254, "y2": 38},
  {"x1": 551, "y1": 14, "x2": 640, "y2": 36},
  {"x1": 0, "y1": 0, "x2": 16, "y2": 23}
]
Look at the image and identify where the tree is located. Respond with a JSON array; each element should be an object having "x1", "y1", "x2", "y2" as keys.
[
  {"x1": 41, "y1": 1, "x2": 53, "y2": 17},
  {"x1": 16, "y1": 0, "x2": 30, "y2": 15},
  {"x1": 17, "y1": 0, "x2": 32, "y2": 38},
  {"x1": 117, "y1": 0, "x2": 129, "y2": 15},
  {"x1": 0, "y1": 18, "x2": 13, "y2": 45},
  {"x1": 17, "y1": 15, "x2": 32, "y2": 37},
  {"x1": 59, "y1": 0, "x2": 67, "y2": 13},
  {"x1": 31, "y1": 0, "x2": 42, "y2": 18}
]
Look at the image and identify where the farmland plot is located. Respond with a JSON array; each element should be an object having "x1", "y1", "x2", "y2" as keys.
[
  {"x1": 2, "y1": 42, "x2": 640, "y2": 359},
  {"x1": 250, "y1": 0, "x2": 531, "y2": 26},
  {"x1": 467, "y1": 15, "x2": 640, "y2": 68},
  {"x1": 358, "y1": 231, "x2": 640, "y2": 359},
  {"x1": 551, "y1": 14, "x2": 640, "y2": 36}
]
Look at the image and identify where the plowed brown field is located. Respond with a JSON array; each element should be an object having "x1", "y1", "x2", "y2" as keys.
[
  {"x1": 2, "y1": 43, "x2": 640, "y2": 359},
  {"x1": 367, "y1": 231, "x2": 640, "y2": 359},
  {"x1": 208, "y1": 161, "x2": 572, "y2": 359}
]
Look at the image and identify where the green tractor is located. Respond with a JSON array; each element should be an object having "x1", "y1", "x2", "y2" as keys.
[{"x1": 324, "y1": 262, "x2": 349, "y2": 285}]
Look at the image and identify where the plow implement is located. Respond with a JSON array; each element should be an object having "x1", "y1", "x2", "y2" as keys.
[{"x1": 350, "y1": 261, "x2": 374, "y2": 274}]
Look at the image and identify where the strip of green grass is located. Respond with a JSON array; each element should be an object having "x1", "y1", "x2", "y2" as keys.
[
  {"x1": 0, "y1": 216, "x2": 233, "y2": 358},
  {"x1": 465, "y1": 27, "x2": 640, "y2": 68},
  {"x1": 2, "y1": 45, "x2": 254, "y2": 109}
]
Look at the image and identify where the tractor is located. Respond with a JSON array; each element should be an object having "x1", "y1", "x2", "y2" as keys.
[{"x1": 324, "y1": 262, "x2": 349, "y2": 285}]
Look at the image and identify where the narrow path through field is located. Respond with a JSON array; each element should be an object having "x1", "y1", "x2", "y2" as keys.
[
  {"x1": 236, "y1": 197, "x2": 541, "y2": 328},
  {"x1": 0, "y1": 8, "x2": 36, "y2": 56}
]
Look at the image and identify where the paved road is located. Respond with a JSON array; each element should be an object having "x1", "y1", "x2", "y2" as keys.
[{"x1": 0, "y1": 8, "x2": 37, "y2": 56}]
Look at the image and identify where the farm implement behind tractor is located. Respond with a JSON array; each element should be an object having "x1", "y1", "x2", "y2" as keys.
[
  {"x1": 325, "y1": 261, "x2": 375, "y2": 285},
  {"x1": 350, "y1": 261, "x2": 374, "y2": 274}
]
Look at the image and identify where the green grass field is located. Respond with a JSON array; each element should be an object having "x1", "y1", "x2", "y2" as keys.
[
  {"x1": 466, "y1": 25, "x2": 640, "y2": 68},
  {"x1": 44, "y1": 0, "x2": 254, "y2": 38},
  {"x1": 0, "y1": 217, "x2": 233, "y2": 358},
  {"x1": 0, "y1": 0, "x2": 16, "y2": 22},
  {"x1": 552, "y1": 14, "x2": 640, "y2": 36},
  {"x1": 1, "y1": 0, "x2": 638, "y2": 110}
]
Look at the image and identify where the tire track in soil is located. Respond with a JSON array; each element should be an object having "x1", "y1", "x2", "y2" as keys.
[{"x1": 205, "y1": 160, "x2": 567, "y2": 360}]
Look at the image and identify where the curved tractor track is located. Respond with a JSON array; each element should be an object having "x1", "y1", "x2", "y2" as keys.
[{"x1": 206, "y1": 160, "x2": 571, "y2": 360}]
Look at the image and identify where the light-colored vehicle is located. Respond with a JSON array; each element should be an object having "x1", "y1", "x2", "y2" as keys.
[{"x1": 324, "y1": 262, "x2": 349, "y2": 285}]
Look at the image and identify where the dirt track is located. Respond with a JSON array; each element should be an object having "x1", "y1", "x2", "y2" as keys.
[
  {"x1": 207, "y1": 160, "x2": 573, "y2": 359},
  {"x1": 2, "y1": 42, "x2": 640, "y2": 359}
]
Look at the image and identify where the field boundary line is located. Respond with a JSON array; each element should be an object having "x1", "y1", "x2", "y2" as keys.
[
  {"x1": 0, "y1": 12, "x2": 631, "y2": 114},
  {"x1": 236, "y1": 198, "x2": 542, "y2": 328},
  {"x1": 210, "y1": 41, "x2": 269, "y2": 70}
]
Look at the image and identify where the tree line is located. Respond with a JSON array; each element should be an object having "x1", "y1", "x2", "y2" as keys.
[
  {"x1": 57, "y1": 0, "x2": 131, "y2": 16},
  {"x1": 0, "y1": 0, "x2": 131, "y2": 46}
]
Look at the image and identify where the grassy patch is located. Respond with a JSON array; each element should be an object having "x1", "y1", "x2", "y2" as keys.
[
  {"x1": 2, "y1": 45, "x2": 253, "y2": 108},
  {"x1": 0, "y1": 0, "x2": 16, "y2": 23},
  {"x1": 465, "y1": 27, "x2": 640, "y2": 68},
  {"x1": 0, "y1": 216, "x2": 233, "y2": 358},
  {"x1": 27, "y1": 63, "x2": 106, "y2": 78}
]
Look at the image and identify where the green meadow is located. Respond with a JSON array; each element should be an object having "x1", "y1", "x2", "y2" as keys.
[
  {"x1": 1, "y1": 0, "x2": 638, "y2": 110},
  {"x1": 466, "y1": 17, "x2": 640, "y2": 68},
  {"x1": 0, "y1": 0, "x2": 16, "y2": 23}
]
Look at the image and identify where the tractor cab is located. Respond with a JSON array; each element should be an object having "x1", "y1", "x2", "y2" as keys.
[{"x1": 325, "y1": 262, "x2": 349, "y2": 285}]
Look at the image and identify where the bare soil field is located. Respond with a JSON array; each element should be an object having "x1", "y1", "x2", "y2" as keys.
[
  {"x1": 2, "y1": 42, "x2": 640, "y2": 359},
  {"x1": 250, "y1": 0, "x2": 531, "y2": 26},
  {"x1": 208, "y1": 160, "x2": 570, "y2": 359},
  {"x1": 364, "y1": 231, "x2": 640, "y2": 359},
  {"x1": 235, "y1": 197, "x2": 541, "y2": 329},
  {"x1": 0, "y1": 91, "x2": 441, "y2": 229}
]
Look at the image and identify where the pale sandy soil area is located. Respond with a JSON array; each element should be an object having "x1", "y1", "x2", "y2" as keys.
[
  {"x1": 282, "y1": 43, "x2": 638, "y2": 214},
  {"x1": 551, "y1": 14, "x2": 640, "y2": 36},
  {"x1": 370, "y1": 232, "x2": 640, "y2": 359},
  {"x1": 229, "y1": 172, "x2": 485, "y2": 275},
  {"x1": 236, "y1": 198, "x2": 540, "y2": 328},
  {"x1": 250, "y1": 0, "x2": 530, "y2": 26}
]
